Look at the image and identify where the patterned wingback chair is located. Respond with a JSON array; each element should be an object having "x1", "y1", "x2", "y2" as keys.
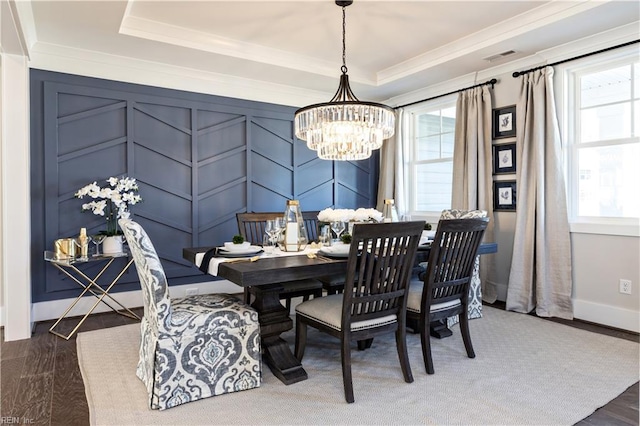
[
  {"x1": 119, "y1": 219, "x2": 261, "y2": 410},
  {"x1": 439, "y1": 209, "x2": 487, "y2": 323}
]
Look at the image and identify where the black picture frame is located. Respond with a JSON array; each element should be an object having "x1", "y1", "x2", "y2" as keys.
[
  {"x1": 493, "y1": 180, "x2": 517, "y2": 211},
  {"x1": 493, "y1": 105, "x2": 516, "y2": 139},
  {"x1": 493, "y1": 143, "x2": 516, "y2": 174}
]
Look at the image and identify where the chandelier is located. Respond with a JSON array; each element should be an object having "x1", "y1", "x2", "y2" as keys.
[{"x1": 294, "y1": 0, "x2": 395, "y2": 161}]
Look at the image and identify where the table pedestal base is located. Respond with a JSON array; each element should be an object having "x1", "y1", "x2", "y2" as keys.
[
  {"x1": 250, "y1": 284, "x2": 308, "y2": 385},
  {"x1": 429, "y1": 319, "x2": 453, "y2": 339}
]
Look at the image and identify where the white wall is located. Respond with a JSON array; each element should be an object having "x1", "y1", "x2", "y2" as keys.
[{"x1": 1, "y1": 0, "x2": 33, "y2": 340}]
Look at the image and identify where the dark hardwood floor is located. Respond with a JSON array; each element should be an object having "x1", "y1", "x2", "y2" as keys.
[{"x1": 1, "y1": 303, "x2": 637, "y2": 426}]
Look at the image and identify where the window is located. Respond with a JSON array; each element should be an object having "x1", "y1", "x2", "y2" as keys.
[
  {"x1": 565, "y1": 48, "x2": 640, "y2": 234},
  {"x1": 407, "y1": 97, "x2": 457, "y2": 219}
]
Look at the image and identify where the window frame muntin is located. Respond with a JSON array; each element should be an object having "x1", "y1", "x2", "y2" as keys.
[
  {"x1": 405, "y1": 94, "x2": 457, "y2": 223},
  {"x1": 561, "y1": 46, "x2": 640, "y2": 236}
]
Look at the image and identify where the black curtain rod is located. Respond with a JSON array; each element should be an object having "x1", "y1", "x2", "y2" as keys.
[
  {"x1": 394, "y1": 78, "x2": 497, "y2": 109},
  {"x1": 512, "y1": 39, "x2": 639, "y2": 78}
]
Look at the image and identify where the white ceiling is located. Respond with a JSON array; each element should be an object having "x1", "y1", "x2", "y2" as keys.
[{"x1": 17, "y1": 0, "x2": 640, "y2": 105}]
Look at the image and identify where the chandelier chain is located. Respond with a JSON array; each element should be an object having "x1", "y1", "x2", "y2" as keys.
[
  {"x1": 341, "y1": 6, "x2": 347, "y2": 74},
  {"x1": 293, "y1": 0, "x2": 396, "y2": 161}
]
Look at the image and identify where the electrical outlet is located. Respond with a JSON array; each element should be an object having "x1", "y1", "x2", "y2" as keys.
[
  {"x1": 619, "y1": 279, "x2": 632, "y2": 295},
  {"x1": 185, "y1": 288, "x2": 199, "y2": 296}
]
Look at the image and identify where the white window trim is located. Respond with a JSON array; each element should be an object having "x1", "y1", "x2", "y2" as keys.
[
  {"x1": 405, "y1": 94, "x2": 457, "y2": 224},
  {"x1": 557, "y1": 46, "x2": 640, "y2": 237}
]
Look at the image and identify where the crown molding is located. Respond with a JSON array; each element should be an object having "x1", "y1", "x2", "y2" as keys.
[
  {"x1": 118, "y1": 11, "x2": 375, "y2": 85},
  {"x1": 384, "y1": 21, "x2": 639, "y2": 108},
  {"x1": 28, "y1": 42, "x2": 329, "y2": 107},
  {"x1": 377, "y1": 0, "x2": 610, "y2": 85}
]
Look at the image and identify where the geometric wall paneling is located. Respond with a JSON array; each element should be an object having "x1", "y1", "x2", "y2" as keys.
[
  {"x1": 298, "y1": 182, "x2": 335, "y2": 211},
  {"x1": 336, "y1": 160, "x2": 374, "y2": 194},
  {"x1": 197, "y1": 115, "x2": 247, "y2": 159},
  {"x1": 295, "y1": 158, "x2": 334, "y2": 196},
  {"x1": 248, "y1": 116, "x2": 295, "y2": 213},
  {"x1": 251, "y1": 120, "x2": 293, "y2": 167},
  {"x1": 251, "y1": 153, "x2": 293, "y2": 198},
  {"x1": 336, "y1": 184, "x2": 372, "y2": 209},
  {"x1": 334, "y1": 157, "x2": 376, "y2": 208},
  {"x1": 250, "y1": 182, "x2": 292, "y2": 213},
  {"x1": 57, "y1": 103, "x2": 127, "y2": 156},
  {"x1": 198, "y1": 181, "x2": 247, "y2": 232},
  {"x1": 31, "y1": 69, "x2": 379, "y2": 303},
  {"x1": 133, "y1": 107, "x2": 192, "y2": 164},
  {"x1": 295, "y1": 139, "x2": 320, "y2": 166}
]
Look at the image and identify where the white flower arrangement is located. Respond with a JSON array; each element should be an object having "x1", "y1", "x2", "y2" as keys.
[
  {"x1": 75, "y1": 176, "x2": 142, "y2": 236},
  {"x1": 317, "y1": 208, "x2": 383, "y2": 223}
]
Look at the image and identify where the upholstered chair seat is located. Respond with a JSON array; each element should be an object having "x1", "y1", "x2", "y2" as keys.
[{"x1": 120, "y1": 218, "x2": 262, "y2": 410}]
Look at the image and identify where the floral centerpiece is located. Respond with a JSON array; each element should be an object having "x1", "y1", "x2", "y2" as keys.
[
  {"x1": 317, "y1": 208, "x2": 384, "y2": 240},
  {"x1": 75, "y1": 176, "x2": 142, "y2": 236},
  {"x1": 317, "y1": 208, "x2": 384, "y2": 223}
]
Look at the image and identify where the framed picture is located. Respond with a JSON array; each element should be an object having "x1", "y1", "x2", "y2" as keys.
[
  {"x1": 493, "y1": 105, "x2": 516, "y2": 139},
  {"x1": 493, "y1": 180, "x2": 517, "y2": 211},
  {"x1": 493, "y1": 143, "x2": 516, "y2": 174}
]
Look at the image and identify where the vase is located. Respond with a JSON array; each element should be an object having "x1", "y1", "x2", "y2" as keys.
[{"x1": 102, "y1": 235, "x2": 124, "y2": 254}]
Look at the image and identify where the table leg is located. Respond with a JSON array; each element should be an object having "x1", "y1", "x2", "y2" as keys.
[{"x1": 249, "y1": 284, "x2": 308, "y2": 385}]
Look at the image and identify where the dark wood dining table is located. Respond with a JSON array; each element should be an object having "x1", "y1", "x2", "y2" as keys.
[
  {"x1": 183, "y1": 241, "x2": 497, "y2": 385},
  {"x1": 182, "y1": 247, "x2": 348, "y2": 385}
]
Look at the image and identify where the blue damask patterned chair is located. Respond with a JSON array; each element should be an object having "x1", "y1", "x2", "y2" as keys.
[
  {"x1": 119, "y1": 219, "x2": 261, "y2": 410},
  {"x1": 439, "y1": 209, "x2": 488, "y2": 321}
]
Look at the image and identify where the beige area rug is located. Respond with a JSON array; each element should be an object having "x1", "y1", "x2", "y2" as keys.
[{"x1": 77, "y1": 307, "x2": 639, "y2": 425}]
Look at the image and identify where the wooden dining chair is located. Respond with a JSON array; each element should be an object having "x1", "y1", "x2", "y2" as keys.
[
  {"x1": 406, "y1": 217, "x2": 489, "y2": 374},
  {"x1": 294, "y1": 221, "x2": 424, "y2": 403},
  {"x1": 236, "y1": 212, "x2": 323, "y2": 311}
]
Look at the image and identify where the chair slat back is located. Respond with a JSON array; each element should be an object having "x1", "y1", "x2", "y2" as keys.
[
  {"x1": 342, "y1": 221, "x2": 424, "y2": 325},
  {"x1": 236, "y1": 212, "x2": 283, "y2": 244},
  {"x1": 237, "y1": 211, "x2": 319, "y2": 244},
  {"x1": 302, "y1": 211, "x2": 319, "y2": 242},
  {"x1": 423, "y1": 218, "x2": 489, "y2": 307},
  {"x1": 119, "y1": 218, "x2": 171, "y2": 333}
]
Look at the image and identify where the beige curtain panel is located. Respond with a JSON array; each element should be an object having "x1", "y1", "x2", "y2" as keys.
[
  {"x1": 451, "y1": 85, "x2": 498, "y2": 303},
  {"x1": 506, "y1": 67, "x2": 573, "y2": 319},
  {"x1": 377, "y1": 108, "x2": 409, "y2": 219}
]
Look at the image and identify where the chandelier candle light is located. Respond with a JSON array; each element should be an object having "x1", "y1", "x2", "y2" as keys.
[{"x1": 294, "y1": 0, "x2": 395, "y2": 161}]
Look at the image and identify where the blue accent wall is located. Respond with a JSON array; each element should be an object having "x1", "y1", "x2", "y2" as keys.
[{"x1": 30, "y1": 69, "x2": 379, "y2": 302}]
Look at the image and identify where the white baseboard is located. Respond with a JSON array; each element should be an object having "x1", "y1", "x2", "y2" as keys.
[
  {"x1": 31, "y1": 280, "x2": 243, "y2": 322},
  {"x1": 573, "y1": 299, "x2": 640, "y2": 333},
  {"x1": 28, "y1": 282, "x2": 639, "y2": 334}
]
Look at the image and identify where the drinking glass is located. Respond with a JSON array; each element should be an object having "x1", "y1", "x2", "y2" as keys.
[
  {"x1": 262, "y1": 233, "x2": 276, "y2": 255},
  {"x1": 319, "y1": 224, "x2": 332, "y2": 247},
  {"x1": 265, "y1": 220, "x2": 281, "y2": 245},
  {"x1": 332, "y1": 221, "x2": 346, "y2": 243},
  {"x1": 90, "y1": 234, "x2": 107, "y2": 256}
]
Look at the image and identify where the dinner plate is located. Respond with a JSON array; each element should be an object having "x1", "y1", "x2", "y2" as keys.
[
  {"x1": 318, "y1": 244, "x2": 351, "y2": 258},
  {"x1": 217, "y1": 245, "x2": 263, "y2": 257}
]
